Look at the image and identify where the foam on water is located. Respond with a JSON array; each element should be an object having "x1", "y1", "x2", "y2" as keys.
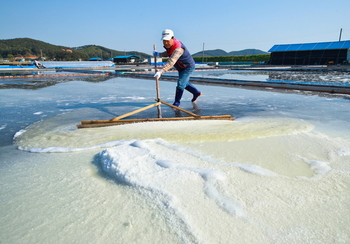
[
  {"x1": 14, "y1": 108, "x2": 314, "y2": 153},
  {"x1": 14, "y1": 111, "x2": 348, "y2": 179},
  {"x1": 94, "y1": 136, "x2": 350, "y2": 243},
  {"x1": 337, "y1": 148, "x2": 350, "y2": 156},
  {"x1": 98, "y1": 138, "x2": 249, "y2": 243},
  {"x1": 6, "y1": 109, "x2": 350, "y2": 243},
  {"x1": 3, "y1": 73, "x2": 350, "y2": 243},
  {"x1": 237, "y1": 164, "x2": 279, "y2": 177}
]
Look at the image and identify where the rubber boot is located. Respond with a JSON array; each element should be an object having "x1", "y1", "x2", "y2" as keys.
[
  {"x1": 173, "y1": 88, "x2": 184, "y2": 107},
  {"x1": 185, "y1": 83, "x2": 202, "y2": 102}
]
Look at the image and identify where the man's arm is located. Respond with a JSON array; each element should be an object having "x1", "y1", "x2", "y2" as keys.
[{"x1": 159, "y1": 48, "x2": 184, "y2": 74}]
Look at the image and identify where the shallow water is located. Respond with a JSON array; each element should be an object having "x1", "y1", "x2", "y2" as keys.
[{"x1": 1, "y1": 72, "x2": 350, "y2": 243}]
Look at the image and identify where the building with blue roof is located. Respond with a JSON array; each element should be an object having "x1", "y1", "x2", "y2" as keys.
[
  {"x1": 88, "y1": 57, "x2": 103, "y2": 61},
  {"x1": 268, "y1": 40, "x2": 350, "y2": 65},
  {"x1": 113, "y1": 55, "x2": 140, "y2": 63}
]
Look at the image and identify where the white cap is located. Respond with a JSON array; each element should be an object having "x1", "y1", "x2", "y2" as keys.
[{"x1": 161, "y1": 29, "x2": 174, "y2": 40}]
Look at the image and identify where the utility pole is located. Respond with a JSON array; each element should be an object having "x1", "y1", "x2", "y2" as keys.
[{"x1": 339, "y1": 28, "x2": 342, "y2": 41}]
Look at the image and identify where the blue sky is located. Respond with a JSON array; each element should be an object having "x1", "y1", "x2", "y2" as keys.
[{"x1": 1, "y1": 0, "x2": 349, "y2": 55}]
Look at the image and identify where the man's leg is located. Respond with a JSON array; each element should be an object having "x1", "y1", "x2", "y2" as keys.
[
  {"x1": 173, "y1": 67, "x2": 195, "y2": 106},
  {"x1": 173, "y1": 88, "x2": 184, "y2": 107},
  {"x1": 185, "y1": 83, "x2": 202, "y2": 102}
]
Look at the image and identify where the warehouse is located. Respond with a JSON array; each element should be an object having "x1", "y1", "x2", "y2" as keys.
[
  {"x1": 113, "y1": 55, "x2": 140, "y2": 64},
  {"x1": 268, "y1": 40, "x2": 350, "y2": 65}
]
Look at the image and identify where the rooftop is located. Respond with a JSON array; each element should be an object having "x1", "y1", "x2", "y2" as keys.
[
  {"x1": 113, "y1": 55, "x2": 140, "y2": 59},
  {"x1": 269, "y1": 40, "x2": 350, "y2": 52}
]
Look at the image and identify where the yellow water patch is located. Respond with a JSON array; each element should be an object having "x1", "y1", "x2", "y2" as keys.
[{"x1": 15, "y1": 111, "x2": 313, "y2": 150}]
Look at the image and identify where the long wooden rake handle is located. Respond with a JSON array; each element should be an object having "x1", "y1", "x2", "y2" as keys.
[{"x1": 154, "y1": 45, "x2": 162, "y2": 118}]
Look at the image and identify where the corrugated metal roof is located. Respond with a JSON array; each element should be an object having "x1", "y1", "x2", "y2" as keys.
[
  {"x1": 88, "y1": 57, "x2": 102, "y2": 61},
  {"x1": 113, "y1": 55, "x2": 140, "y2": 59},
  {"x1": 268, "y1": 40, "x2": 350, "y2": 52}
]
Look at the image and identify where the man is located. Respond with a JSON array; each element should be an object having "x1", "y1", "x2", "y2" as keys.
[{"x1": 154, "y1": 29, "x2": 201, "y2": 107}]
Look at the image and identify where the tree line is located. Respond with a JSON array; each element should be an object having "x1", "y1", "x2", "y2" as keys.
[
  {"x1": 1, "y1": 38, "x2": 270, "y2": 63},
  {"x1": 0, "y1": 38, "x2": 150, "y2": 61},
  {"x1": 193, "y1": 54, "x2": 270, "y2": 63}
]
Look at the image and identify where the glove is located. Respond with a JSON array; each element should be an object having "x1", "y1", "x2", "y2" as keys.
[
  {"x1": 153, "y1": 51, "x2": 159, "y2": 57},
  {"x1": 154, "y1": 71, "x2": 162, "y2": 79}
]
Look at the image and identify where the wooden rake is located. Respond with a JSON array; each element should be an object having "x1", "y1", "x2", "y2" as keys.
[{"x1": 76, "y1": 45, "x2": 234, "y2": 129}]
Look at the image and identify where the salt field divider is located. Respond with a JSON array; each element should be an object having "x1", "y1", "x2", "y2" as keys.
[
  {"x1": 117, "y1": 72, "x2": 350, "y2": 95},
  {"x1": 2, "y1": 67, "x2": 350, "y2": 95},
  {"x1": 0, "y1": 69, "x2": 113, "y2": 79}
]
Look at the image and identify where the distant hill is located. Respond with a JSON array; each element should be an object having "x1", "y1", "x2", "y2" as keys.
[
  {"x1": 0, "y1": 38, "x2": 269, "y2": 62},
  {"x1": 74, "y1": 44, "x2": 150, "y2": 60},
  {"x1": 0, "y1": 38, "x2": 151, "y2": 61},
  {"x1": 192, "y1": 48, "x2": 269, "y2": 57}
]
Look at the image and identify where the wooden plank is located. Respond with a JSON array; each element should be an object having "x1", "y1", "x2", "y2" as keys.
[
  {"x1": 109, "y1": 102, "x2": 161, "y2": 121},
  {"x1": 159, "y1": 100, "x2": 200, "y2": 118},
  {"x1": 81, "y1": 115, "x2": 233, "y2": 125},
  {"x1": 81, "y1": 101, "x2": 201, "y2": 124},
  {"x1": 77, "y1": 115, "x2": 235, "y2": 128}
]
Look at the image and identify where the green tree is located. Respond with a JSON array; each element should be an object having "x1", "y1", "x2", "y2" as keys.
[{"x1": 7, "y1": 54, "x2": 14, "y2": 61}]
